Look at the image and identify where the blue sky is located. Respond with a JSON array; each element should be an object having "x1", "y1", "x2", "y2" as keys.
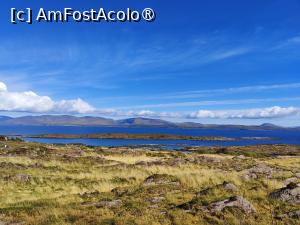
[{"x1": 0, "y1": 0, "x2": 300, "y2": 126}]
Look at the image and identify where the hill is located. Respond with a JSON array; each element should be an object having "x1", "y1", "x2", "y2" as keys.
[{"x1": 0, "y1": 115, "x2": 292, "y2": 130}]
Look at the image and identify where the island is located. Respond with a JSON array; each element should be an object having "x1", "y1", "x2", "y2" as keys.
[{"x1": 24, "y1": 133, "x2": 273, "y2": 141}]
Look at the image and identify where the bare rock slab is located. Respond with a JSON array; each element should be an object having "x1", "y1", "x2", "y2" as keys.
[{"x1": 203, "y1": 196, "x2": 256, "y2": 214}]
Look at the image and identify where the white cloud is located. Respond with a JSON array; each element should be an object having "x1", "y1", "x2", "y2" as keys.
[
  {"x1": 0, "y1": 81, "x2": 299, "y2": 121},
  {"x1": 188, "y1": 106, "x2": 300, "y2": 119},
  {"x1": 0, "y1": 82, "x2": 7, "y2": 92},
  {"x1": 94, "y1": 106, "x2": 300, "y2": 120},
  {"x1": 95, "y1": 109, "x2": 181, "y2": 118},
  {"x1": 54, "y1": 99, "x2": 95, "y2": 114},
  {"x1": 0, "y1": 81, "x2": 94, "y2": 114}
]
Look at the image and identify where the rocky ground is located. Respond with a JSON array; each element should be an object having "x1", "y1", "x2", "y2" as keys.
[{"x1": 0, "y1": 138, "x2": 299, "y2": 224}]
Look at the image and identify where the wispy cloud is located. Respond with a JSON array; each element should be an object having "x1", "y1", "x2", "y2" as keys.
[
  {"x1": 207, "y1": 47, "x2": 252, "y2": 61},
  {"x1": 272, "y1": 35, "x2": 300, "y2": 50},
  {"x1": 115, "y1": 97, "x2": 300, "y2": 109},
  {"x1": 286, "y1": 36, "x2": 300, "y2": 44},
  {"x1": 96, "y1": 82, "x2": 300, "y2": 102},
  {"x1": 153, "y1": 82, "x2": 300, "y2": 100},
  {"x1": 0, "y1": 33, "x2": 255, "y2": 96}
]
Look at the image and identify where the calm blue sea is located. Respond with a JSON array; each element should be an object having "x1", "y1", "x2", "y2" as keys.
[{"x1": 0, "y1": 125, "x2": 299, "y2": 149}]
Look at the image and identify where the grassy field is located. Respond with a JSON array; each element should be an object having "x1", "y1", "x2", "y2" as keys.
[{"x1": 0, "y1": 139, "x2": 299, "y2": 224}]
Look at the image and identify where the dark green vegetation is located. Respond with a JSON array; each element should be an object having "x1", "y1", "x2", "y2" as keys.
[
  {"x1": 0, "y1": 138, "x2": 299, "y2": 224},
  {"x1": 26, "y1": 133, "x2": 271, "y2": 141}
]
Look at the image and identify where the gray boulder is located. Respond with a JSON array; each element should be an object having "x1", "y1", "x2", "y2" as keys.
[
  {"x1": 248, "y1": 164, "x2": 274, "y2": 175},
  {"x1": 143, "y1": 174, "x2": 180, "y2": 186},
  {"x1": 276, "y1": 209, "x2": 300, "y2": 219},
  {"x1": 283, "y1": 177, "x2": 298, "y2": 186},
  {"x1": 222, "y1": 181, "x2": 238, "y2": 192},
  {"x1": 241, "y1": 172, "x2": 258, "y2": 181},
  {"x1": 242, "y1": 163, "x2": 274, "y2": 181},
  {"x1": 203, "y1": 196, "x2": 256, "y2": 214},
  {"x1": 269, "y1": 183, "x2": 300, "y2": 204},
  {"x1": 14, "y1": 174, "x2": 31, "y2": 183},
  {"x1": 149, "y1": 196, "x2": 165, "y2": 204},
  {"x1": 286, "y1": 209, "x2": 300, "y2": 219}
]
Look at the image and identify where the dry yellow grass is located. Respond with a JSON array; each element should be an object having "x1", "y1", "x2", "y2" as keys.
[
  {"x1": 143, "y1": 164, "x2": 242, "y2": 188},
  {"x1": 0, "y1": 140, "x2": 299, "y2": 225},
  {"x1": 264, "y1": 156, "x2": 300, "y2": 169},
  {"x1": 101, "y1": 155, "x2": 161, "y2": 164}
]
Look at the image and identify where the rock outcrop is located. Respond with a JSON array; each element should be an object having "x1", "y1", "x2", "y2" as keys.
[
  {"x1": 222, "y1": 181, "x2": 238, "y2": 192},
  {"x1": 276, "y1": 209, "x2": 300, "y2": 219},
  {"x1": 242, "y1": 163, "x2": 274, "y2": 181},
  {"x1": 283, "y1": 177, "x2": 298, "y2": 186},
  {"x1": 143, "y1": 174, "x2": 180, "y2": 186},
  {"x1": 269, "y1": 183, "x2": 300, "y2": 204},
  {"x1": 203, "y1": 196, "x2": 256, "y2": 214}
]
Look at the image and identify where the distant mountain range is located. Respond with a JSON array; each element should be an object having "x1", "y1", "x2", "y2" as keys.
[{"x1": 0, "y1": 115, "x2": 298, "y2": 130}]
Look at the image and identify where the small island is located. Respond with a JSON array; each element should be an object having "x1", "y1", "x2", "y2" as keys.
[{"x1": 25, "y1": 133, "x2": 273, "y2": 141}]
